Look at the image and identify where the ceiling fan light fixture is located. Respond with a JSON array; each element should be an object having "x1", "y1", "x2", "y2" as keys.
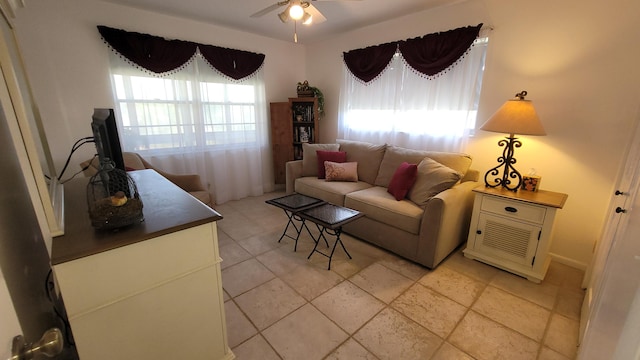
[
  {"x1": 289, "y1": 2, "x2": 304, "y2": 20},
  {"x1": 278, "y1": 10, "x2": 290, "y2": 23},
  {"x1": 302, "y1": 12, "x2": 312, "y2": 25}
]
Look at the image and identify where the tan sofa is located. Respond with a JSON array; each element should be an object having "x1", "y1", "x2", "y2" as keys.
[
  {"x1": 81, "y1": 152, "x2": 213, "y2": 207},
  {"x1": 286, "y1": 139, "x2": 479, "y2": 269}
]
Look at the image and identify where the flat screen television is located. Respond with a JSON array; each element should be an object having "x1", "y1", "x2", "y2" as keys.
[{"x1": 91, "y1": 108, "x2": 125, "y2": 171}]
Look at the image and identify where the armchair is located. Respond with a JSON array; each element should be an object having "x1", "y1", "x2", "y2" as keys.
[{"x1": 81, "y1": 152, "x2": 213, "y2": 207}]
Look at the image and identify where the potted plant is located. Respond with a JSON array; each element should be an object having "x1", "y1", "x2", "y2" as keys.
[
  {"x1": 296, "y1": 80, "x2": 325, "y2": 119},
  {"x1": 309, "y1": 86, "x2": 324, "y2": 119}
]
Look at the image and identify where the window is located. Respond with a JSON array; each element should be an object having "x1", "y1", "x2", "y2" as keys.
[
  {"x1": 339, "y1": 37, "x2": 488, "y2": 152},
  {"x1": 107, "y1": 51, "x2": 271, "y2": 204},
  {"x1": 111, "y1": 54, "x2": 263, "y2": 154}
]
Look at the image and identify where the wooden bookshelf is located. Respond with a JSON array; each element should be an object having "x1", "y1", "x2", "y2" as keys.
[{"x1": 270, "y1": 97, "x2": 319, "y2": 184}]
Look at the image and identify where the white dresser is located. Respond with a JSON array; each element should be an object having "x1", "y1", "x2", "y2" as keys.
[
  {"x1": 463, "y1": 186, "x2": 567, "y2": 283},
  {"x1": 51, "y1": 170, "x2": 233, "y2": 360}
]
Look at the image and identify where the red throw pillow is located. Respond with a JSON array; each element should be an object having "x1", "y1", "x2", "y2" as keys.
[
  {"x1": 316, "y1": 150, "x2": 347, "y2": 179},
  {"x1": 387, "y1": 162, "x2": 418, "y2": 201}
]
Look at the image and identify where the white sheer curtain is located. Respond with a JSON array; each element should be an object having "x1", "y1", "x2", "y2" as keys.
[
  {"x1": 338, "y1": 38, "x2": 488, "y2": 153},
  {"x1": 109, "y1": 51, "x2": 273, "y2": 204}
]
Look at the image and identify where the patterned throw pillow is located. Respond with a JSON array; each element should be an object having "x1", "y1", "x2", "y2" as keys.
[{"x1": 325, "y1": 161, "x2": 359, "y2": 182}]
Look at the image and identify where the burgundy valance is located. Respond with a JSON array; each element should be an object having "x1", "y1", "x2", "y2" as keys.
[
  {"x1": 342, "y1": 42, "x2": 398, "y2": 83},
  {"x1": 343, "y1": 24, "x2": 483, "y2": 83},
  {"x1": 199, "y1": 45, "x2": 266, "y2": 81},
  {"x1": 97, "y1": 26, "x2": 265, "y2": 80}
]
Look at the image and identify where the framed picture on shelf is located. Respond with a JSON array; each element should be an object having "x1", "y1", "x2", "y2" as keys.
[{"x1": 299, "y1": 127, "x2": 309, "y2": 142}]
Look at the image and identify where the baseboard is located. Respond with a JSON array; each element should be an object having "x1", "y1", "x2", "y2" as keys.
[{"x1": 549, "y1": 252, "x2": 588, "y2": 270}]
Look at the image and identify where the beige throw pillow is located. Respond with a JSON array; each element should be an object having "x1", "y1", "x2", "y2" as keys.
[
  {"x1": 375, "y1": 145, "x2": 472, "y2": 187},
  {"x1": 301, "y1": 143, "x2": 340, "y2": 177},
  {"x1": 408, "y1": 157, "x2": 462, "y2": 206}
]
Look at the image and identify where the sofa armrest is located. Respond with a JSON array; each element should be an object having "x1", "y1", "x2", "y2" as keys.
[
  {"x1": 285, "y1": 160, "x2": 303, "y2": 193},
  {"x1": 462, "y1": 169, "x2": 479, "y2": 183},
  {"x1": 417, "y1": 179, "x2": 479, "y2": 268},
  {"x1": 157, "y1": 170, "x2": 207, "y2": 192}
]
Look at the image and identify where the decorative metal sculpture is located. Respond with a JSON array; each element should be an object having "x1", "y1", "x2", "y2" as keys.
[{"x1": 87, "y1": 161, "x2": 143, "y2": 229}]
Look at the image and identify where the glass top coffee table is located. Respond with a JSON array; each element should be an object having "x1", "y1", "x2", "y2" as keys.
[
  {"x1": 297, "y1": 203, "x2": 364, "y2": 270},
  {"x1": 265, "y1": 193, "x2": 326, "y2": 251}
]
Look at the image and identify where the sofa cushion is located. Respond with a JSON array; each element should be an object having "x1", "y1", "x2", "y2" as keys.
[
  {"x1": 374, "y1": 145, "x2": 472, "y2": 187},
  {"x1": 316, "y1": 151, "x2": 347, "y2": 179},
  {"x1": 345, "y1": 186, "x2": 424, "y2": 234},
  {"x1": 325, "y1": 161, "x2": 358, "y2": 182},
  {"x1": 302, "y1": 143, "x2": 340, "y2": 177},
  {"x1": 408, "y1": 158, "x2": 462, "y2": 206},
  {"x1": 387, "y1": 162, "x2": 418, "y2": 201},
  {"x1": 337, "y1": 139, "x2": 386, "y2": 184},
  {"x1": 295, "y1": 177, "x2": 372, "y2": 206}
]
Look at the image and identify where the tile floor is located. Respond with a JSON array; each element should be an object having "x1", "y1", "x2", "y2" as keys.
[{"x1": 214, "y1": 192, "x2": 585, "y2": 360}]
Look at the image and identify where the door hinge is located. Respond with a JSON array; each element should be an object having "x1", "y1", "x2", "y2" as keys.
[
  {"x1": 531, "y1": 256, "x2": 536, "y2": 266},
  {"x1": 537, "y1": 231, "x2": 541, "y2": 241}
]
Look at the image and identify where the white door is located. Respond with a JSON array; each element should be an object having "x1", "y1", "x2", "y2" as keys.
[
  {"x1": 0, "y1": 70, "x2": 74, "y2": 359},
  {"x1": 0, "y1": 6, "x2": 74, "y2": 359},
  {"x1": 0, "y1": 273, "x2": 21, "y2": 359},
  {"x1": 578, "y1": 115, "x2": 640, "y2": 358},
  {"x1": 0, "y1": 90, "x2": 68, "y2": 359}
]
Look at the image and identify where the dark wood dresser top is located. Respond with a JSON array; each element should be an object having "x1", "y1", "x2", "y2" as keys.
[{"x1": 51, "y1": 169, "x2": 222, "y2": 265}]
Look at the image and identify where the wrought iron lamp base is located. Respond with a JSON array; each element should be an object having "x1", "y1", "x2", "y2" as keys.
[{"x1": 484, "y1": 135, "x2": 522, "y2": 192}]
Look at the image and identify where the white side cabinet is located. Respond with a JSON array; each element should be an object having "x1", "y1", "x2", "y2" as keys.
[
  {"x1": 463, "y1": 186, "x2": 567, "y2": 283},
  {"x1": 51, "y1": 170, "x2": 234, "y2": 360}
]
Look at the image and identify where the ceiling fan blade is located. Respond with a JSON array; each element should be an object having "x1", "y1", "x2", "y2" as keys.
[
  {"x1": 304, "y1": 4, "x2": 327, "y2": 24},
  {"x1": 250, "y1": 2, "x2": 287, "y2": 18}
]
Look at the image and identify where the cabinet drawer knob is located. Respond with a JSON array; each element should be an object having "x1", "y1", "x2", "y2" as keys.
[
  {"x1": 504, "y1": 206, "x2": 518, "y2": 213},
  {"x1": 476, "y1": 230, "x2": 482, "y2": 235}
]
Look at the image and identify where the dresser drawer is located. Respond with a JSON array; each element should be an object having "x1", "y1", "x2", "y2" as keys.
[
  {"x1": 54, "y1": 223, "x2": 218, "y2": 318},
  {"x1": 480, "y1": 195, "x2": 546, "y2": 224}
]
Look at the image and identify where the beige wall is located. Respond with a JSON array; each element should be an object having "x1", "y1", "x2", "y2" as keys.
[
  {"x1": 12, "y1": 0, "x2": 640, "y2": 269},
  {"x1": 305, "y1": 0, "x2": 640, "y2": 269},
  {"x1": 12, "y1": 0, "x2": 305, "y2": 169}
]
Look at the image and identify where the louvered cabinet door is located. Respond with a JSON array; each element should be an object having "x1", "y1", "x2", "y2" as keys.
[
  {"x1": 473, "y1": 213, "x2": 542, "y2": 268},
  {"x1": 463, "y1": 187, "x2": 567, "y2": 283}
]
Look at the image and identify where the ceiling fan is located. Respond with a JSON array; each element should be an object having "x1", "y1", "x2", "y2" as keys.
[{"x1": 250, "y1": 0, "x2": 362, "y2": 27}]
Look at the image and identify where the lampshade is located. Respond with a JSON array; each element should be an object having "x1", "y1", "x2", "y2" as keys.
[
  {"x1": 481, "y1": 90, "x2": 546, "y2": 191},
  {"x1": 480, "y1": 91, "x2": 546, "y2": 136}
]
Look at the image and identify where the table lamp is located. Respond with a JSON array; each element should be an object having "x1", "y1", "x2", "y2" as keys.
[{"x1": 480, "y1": 90, "x2": 546, "y2": 191}]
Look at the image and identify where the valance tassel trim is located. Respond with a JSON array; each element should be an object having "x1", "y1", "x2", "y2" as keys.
[
  {"x1": 343, "y1": 24, "x2": 483, "y2": 83},
  {"x1": 97, "y1": 26, "x2": 265, "y2": 81},
  {"x1": 101, "y1": 38, "x2": 198, "y2": 77}
]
